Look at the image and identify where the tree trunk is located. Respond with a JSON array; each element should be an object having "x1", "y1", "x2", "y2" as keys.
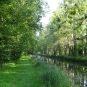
[
  {"x1": 82, "y1": 37, "x2": 84, "y2": 56},
  {"x1": 86, "y1": 27, "x2": 87, "y2": 56},
  {"x1": 73, "y1": 31, "x2": 77, "y2": 56},
  {"x1": 64, "y1": 46, "x2": 67, "y2": 55},
  {"x1": 76, "y1": 42, "x2": 79, "y2": 56}
]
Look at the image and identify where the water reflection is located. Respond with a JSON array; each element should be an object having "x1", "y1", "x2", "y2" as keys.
[{"x1": 33, "y1": 55, "x2": 87, "y2": 87}]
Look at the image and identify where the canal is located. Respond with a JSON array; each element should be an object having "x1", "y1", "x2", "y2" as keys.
[{"x1": 33, "y1": 55, "x2": 87, "y2": 87}]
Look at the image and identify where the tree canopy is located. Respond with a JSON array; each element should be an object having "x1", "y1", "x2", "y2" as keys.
[
  {"x1": 0, "y1": 0, "x2": 45, "y2": 64},
  {"x1": 37, "y1": 0, "x2": 87, "y2": 56}
]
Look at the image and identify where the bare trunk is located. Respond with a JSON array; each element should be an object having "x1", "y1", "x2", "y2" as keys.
[
  {"x1": 86, "y1": 28, "x2": 87, "y2": 56},
  {"x1": 82, "y1": 37, "x2": 84, "y2": 56},
  {"x1": 64, "y1": 46, "x2": 67, "y2": 55},
  {"x1": 73, "y1": 32, "x2": 77, "y2": 56}
]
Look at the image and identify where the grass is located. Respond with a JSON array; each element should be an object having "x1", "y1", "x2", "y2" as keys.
[
  {"x1": 0, "y1": 55, "x2": 72, "y2": 87},
  {"x1": 41, "y1": 64, "x2": 72, "y2": 87}
]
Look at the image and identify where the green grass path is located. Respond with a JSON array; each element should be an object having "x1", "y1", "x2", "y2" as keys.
[{"x1": 0, "y1": 56, "x2": 43, "y2": 87}]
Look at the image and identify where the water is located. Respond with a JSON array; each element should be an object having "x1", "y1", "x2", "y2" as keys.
[{"x1": 33, "y1": 55, "x2": 87, "y2": 87}]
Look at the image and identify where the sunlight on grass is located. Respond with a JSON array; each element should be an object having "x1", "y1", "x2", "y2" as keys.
[
  {"x1": 0, "y1": 55, "x2": 72, "y2": 87},
  {"x1": 21, "y1": 55, "x2": 32, "y2": 60},
  {"x1": 20, "y1": 58, "x2": 29, "y2": 60},
  {"x1": 3, "y1": 70, "x2": 17, "y2": 74},
  {"x1": 8, "y1": 63, "x2": 16, "y2": 67}
]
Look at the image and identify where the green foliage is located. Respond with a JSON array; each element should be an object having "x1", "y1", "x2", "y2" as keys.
[
  {"x1": 10, "y1": 45, "x2": 22, "y2": 62},
  {"x1": 0, "y1": 0, "x2": 45, "y2": 65},
  {"x1": 37, "y1": 0, "x2": 87, "y2": 57}
]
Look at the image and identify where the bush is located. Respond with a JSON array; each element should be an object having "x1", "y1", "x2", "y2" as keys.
[{"x1": 10, "y1": 45, "x2": 22, "y2": 63}]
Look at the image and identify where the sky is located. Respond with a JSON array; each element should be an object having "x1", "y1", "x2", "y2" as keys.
[{"x1": 40, "y1": 0, "x2": 63, "y2": 25}]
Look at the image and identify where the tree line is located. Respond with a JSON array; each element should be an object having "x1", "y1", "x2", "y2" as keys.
[{"x1": 37, "y1": 0, "x2": 87, "y2": 57}]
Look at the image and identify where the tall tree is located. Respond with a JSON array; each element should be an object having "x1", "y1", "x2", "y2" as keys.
[{"x1": 0, "y1": 0, "x2": 45, "y2": 64}]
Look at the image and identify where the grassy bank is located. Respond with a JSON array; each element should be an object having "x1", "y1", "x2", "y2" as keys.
[{"x1": 0, "y1": 55, "x2": 72, "y2": 87}]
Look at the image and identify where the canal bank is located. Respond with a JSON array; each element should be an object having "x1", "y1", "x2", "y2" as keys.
[
  {"x1": 39, "y1": 55, "x2": 87, "y2": 65},
  {"x1": 33, "y1": 55, "x2": 87, "y2": 87}
]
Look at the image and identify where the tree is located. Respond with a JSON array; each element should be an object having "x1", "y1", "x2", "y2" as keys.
[{"x1": 0, "y1": 0, "x2": 45, "y2": 64}]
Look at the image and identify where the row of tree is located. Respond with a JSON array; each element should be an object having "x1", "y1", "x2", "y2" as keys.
[
  {"x1": 37, "y1": 0, "x2": 87, "y2": 57},
  {"x1": 0, "y1": 0, "x2": 45, "y2": 66}
]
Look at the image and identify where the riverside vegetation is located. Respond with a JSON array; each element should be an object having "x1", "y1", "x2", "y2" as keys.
[
  {"x1": 40, "y1": 54, "x2": 87, "y2": 64},
  {"x1": 0, "y1": 55, "x2": 72, "y2": 87}
]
